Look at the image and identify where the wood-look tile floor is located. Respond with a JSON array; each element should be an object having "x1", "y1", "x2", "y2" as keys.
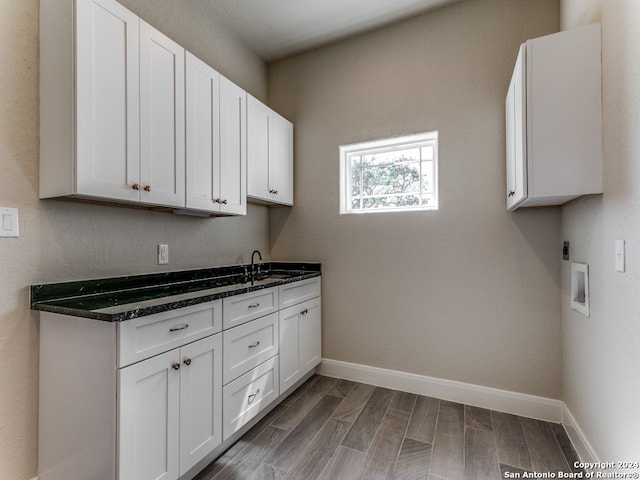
[{"x1": 194, "y1": 375, "x2": 582, "y2": 480}]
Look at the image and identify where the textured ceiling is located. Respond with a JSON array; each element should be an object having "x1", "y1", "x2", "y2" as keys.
[{"x1": 199, "y1": 0, "x2": 462, "y2": 61}]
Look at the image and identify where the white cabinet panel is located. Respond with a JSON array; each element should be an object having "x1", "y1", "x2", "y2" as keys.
[
  {"x1": 222, "y1": 287, "x2": 278, "y2": 329},
  {"x1": 118, "y1": 300, "x2": 222, "y2": 368},
  {"x1": 279, "y1": 297, "x2": 322, "y2": 393},
  {"x1": 179, "y1": 334, "x2": 223, "y2": 476},
  {"x1": 218, "y1": 76, "x2": 247, "y2": 215},
  {"x1": 222, "y1": 356, "x2": 279, "y2": 440},
  {"x1": 223, "y1": 312, "x2": 279, "y2": 384},
  {"x1": 119, "y1": 350, "x2": 180, "y2": 480},
  {"x1": 268, "y1": 111, "x2": 294, "y2": 205},
  {"x1": 139, "y1": 21, "x2": 185, "y2": 207},
  {"x1": 185, "y1": 53, "x2": 220, "y2": 212},
  {"x1": 247, "y1": 94, "x2": 293, "y2": 206},
  {"x1": 75, "y1": 0, "x2": 140, "y2": 202}
]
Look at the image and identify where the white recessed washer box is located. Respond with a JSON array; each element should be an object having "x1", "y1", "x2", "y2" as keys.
[
  {"x1": 571, "y1": 262, "x2": 589, "y2": 317},
  {"x1": 0, "y1": 207, "x2": 19, "y2": 237}
]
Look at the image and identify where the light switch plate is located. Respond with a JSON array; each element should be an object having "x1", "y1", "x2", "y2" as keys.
[
  {"x1": 158, "y1": 244, "x2": 169, "y2": 265},
  {"x1": 615, "y1": 239, "x2": 625, "y2": 272},
  {"x1": 0, "y1": 207, "x2": 19, "y2": 237}
]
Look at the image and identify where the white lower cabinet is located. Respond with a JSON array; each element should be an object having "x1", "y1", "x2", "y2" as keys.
[
  {"x1": 279, "y1": 297, "x2": 322, "y2": 393},
  {"x1": 118, "y1": 333, "x2": 222, "y2": 480},
  {"x1": 37, "y1": 277, "x2": 320, "y2": 480},
  {"x1": 222, "y1": 356, "x2": 279, "y2": 439}
]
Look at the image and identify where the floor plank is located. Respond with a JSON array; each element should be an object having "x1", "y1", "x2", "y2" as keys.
[
  {"x1": 464, "y1": 427, "x2": 500, "y2": 480},
  {"x1": 405, "y1": 395, "x2": 439, "y2": 444},
  {"x1": 265, "y1": 394, "x2": 343, "y2": 472},
  {"x1": 429, "y1": 401, "x2": 465, "y2": 480},
  {"x1": 318, "y1": 446, "x2": 366, "y2": 480},
  {"x1": 283, "y1": 418, "x2": 352, "y2": 480},
  {"x1": 210, "y1": 426, "x2": 289, "y2": 480},
  {"x1": 357, "y1": 408, "x2": 411, "y2": 480},
  {"x1": 391, "y1": 438, "x2": 431, "y2": 480},
  {"x1": 271, "y1": 376, "x2": 338, "y2": 431},
  {"x1": 341, "y1": 387, "x2": 395, "y2": 452},
  {"x1": 492, "y1": 411, "x2": 531, "y2": 471},
  {"x1": 465, "y1": 405, "x2": 493, "y2": 432},
  {"x1": 327, "y1": 379, "x2": 357, "y2": 398},
  {"x1": 550, "y1": 423, "x2": 583, "y2": 473},
  {"x1": 391, "y1": 391, "x2": 418, "y2": 413},
  {"x1": 520, "y1": 417, "x2": 570, "y2": 473},
  {"x1": 331, "y1": 382, "x2": 375, "y2": 423}
]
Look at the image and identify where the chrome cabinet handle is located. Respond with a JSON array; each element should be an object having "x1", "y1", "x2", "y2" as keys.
[
  {"x1": 248, "y1": 303, "x2": 260, "y2": 309},
  {"x1": 183, "y1": 358, "x2": 192, "y2": 366},
  {"x1": 172, "y1": 362, "x2": 181, "y2": 370},
  {"x1": 215, "y1": 198, "x2": 229, "y2": 204},
  {"x1": 169, "y1": 324, "x2": 189, "y2": 332},
  {"x1": 269, "y1": 189, "x2": 279, "y2": 195},
  {"x1": 248, "y1": 389, "x2": 260, "y2": 404},
  {"x1": 131, "y1": 183, "x2": 140, "y2": 190},
  {"x1": 143, "y1": 185, "x2": 151, "y2": 192},
  {"x1": 300, "y1": 308, "x2": 309, "y2": 315},
  {"x1": 248, "y1": 341, "x2": 260, "y2": 349},
  {"x1": 507, "y1": 190, "x2": 515, "y2": 197}
]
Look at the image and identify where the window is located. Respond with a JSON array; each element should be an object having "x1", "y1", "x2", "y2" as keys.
[{"x1": 339, "y1": 131, "x2": 438, "y2": 214}]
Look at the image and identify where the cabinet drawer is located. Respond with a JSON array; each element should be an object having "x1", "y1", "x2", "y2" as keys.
[
  {"x1": 222, "y1": 287, "x2": 278, "y2": 329},
  {"x1": 223, "y1": 313, "x2": 278, "y2": 385},
  {"x1": 279, "y1": 277, "x2": 321, "y2": 309},
  {"x1": 223, "y1": 356, "x2": 279, "y2": 440},
  {"x1": 118, "y1": 300, "x2": 222, "y2": 367}
]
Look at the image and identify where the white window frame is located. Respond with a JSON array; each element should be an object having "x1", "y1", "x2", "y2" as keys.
[{"x1": 339, "y1": 131, "x2": 439, "y2": 214}]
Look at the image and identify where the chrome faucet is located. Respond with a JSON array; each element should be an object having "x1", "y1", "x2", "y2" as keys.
[{"x1": 251, "y1": 250, "x2": 262, "y2": 276}]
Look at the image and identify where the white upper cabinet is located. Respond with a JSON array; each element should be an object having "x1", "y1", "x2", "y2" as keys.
[
  {"x1": 505, "y1": 23, "x2": 602, "y2": 210},
  {"x1": 41, "y1": 0, "x2": 186, "y2": 208},
  {"x1": 185, "y1": 53, "x2": 247, "y2": 215},
  {"x1": 139, "y1": 21, "x2": 186, "y2": 208},
  {"x1": 218, "y1": 77, "x2": 248, "y2": 215},
  {"x1": 247, "y1": 94, "x2": 294, "y2": 206},
  {"x1": 185, "y1": 53, "x2": 221, "y2": 213},
  {"x1": 61, "y1": 0, "x2": 141, "y2": 202}
]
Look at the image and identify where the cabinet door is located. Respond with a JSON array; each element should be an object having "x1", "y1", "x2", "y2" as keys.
[
  {"x1": 279, "y1": 304, "x2": 301, "y2": 393},
  {"x1": 247, "y1": 95, "x2": 294, "y2": 206},
  {"x1": 139, "y1": 20, "x2": 186, "y2": 208},
  {"x1": 506, "y1": 44, "x2": 527, "y2": 210},
  {"x1": 179, "y1": 334, "x2": 223, "y2": 476},
  {"x1": 247, "y1": 95, "x2": 271, "y2": 201},
  {"x1": 185, "y1": 53, "x2": 220, "y2": 212},
  {"x1": 298, "y1": 298, "x2": 322, "y2": 372},
  {"x1": 75, "y1": 0, "x2": 140, "y2": 202},
  {"x1": 119, "y1": 350, "x2": 180, "y2": 480},
  {"x1": 218, "y1": 76, "x2": 247, "y2": 215},
  {"x1": 268, "y1": 111, "x2": 294, "y2": 205}
]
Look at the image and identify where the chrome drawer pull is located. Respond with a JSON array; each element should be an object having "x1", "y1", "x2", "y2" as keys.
[
  {"x1": 169, "y1": 324, "x2": 189, "y2": 332},
  {"x1": 172, "y1": 362, "x2": 181, "y2": 370},
  {"x1": 300, "y1": 308, "x2": 309, "y2": 315},
  {"x1": 248, "y1": 389, "x2": 260, "y2": 404},
  {"x1": 248, "y1": 303, "x2": 260, "y2": 309},
  {"x1": 248, "y1": 341, "x2": 260, "y2": 349},
  {"x1": 183, "y1": 358, "x2": 192, "y2": 366}
]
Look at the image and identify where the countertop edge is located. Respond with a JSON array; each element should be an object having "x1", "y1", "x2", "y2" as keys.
[{"x1": 32, "y1": 265, "x2": 321, "y2": 322}]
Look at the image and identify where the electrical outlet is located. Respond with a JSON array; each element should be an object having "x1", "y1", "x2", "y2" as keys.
[{"x1": 158, "y1": 244, "x2": 169, "y2": 265}]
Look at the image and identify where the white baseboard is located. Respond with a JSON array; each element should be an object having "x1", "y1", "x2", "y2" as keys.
[
  {"x1": 562, "y1": 404, "x2": 600, "y2": 463},
  {"x1": 319, "y1": 358, "x2": 598, "y2": 462},
  {"x1": 319, "y1": 358, "x2": 564, "y2": 422}
]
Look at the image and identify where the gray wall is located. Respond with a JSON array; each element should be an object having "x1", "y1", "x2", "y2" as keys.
[
  {"x1": 268, "y1": 0, "x2": 562, "y2": 397},
  {"x1": 0, "y1": 1, "x2": 268, "y2": 478},
  {"x1": 561, "y1": 0, "x2": 640, "y2": 460}
]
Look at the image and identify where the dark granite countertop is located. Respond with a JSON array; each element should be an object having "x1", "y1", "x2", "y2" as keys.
[{"x1": 31, "y1": 262, "x2": 321, "y2": 322}]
